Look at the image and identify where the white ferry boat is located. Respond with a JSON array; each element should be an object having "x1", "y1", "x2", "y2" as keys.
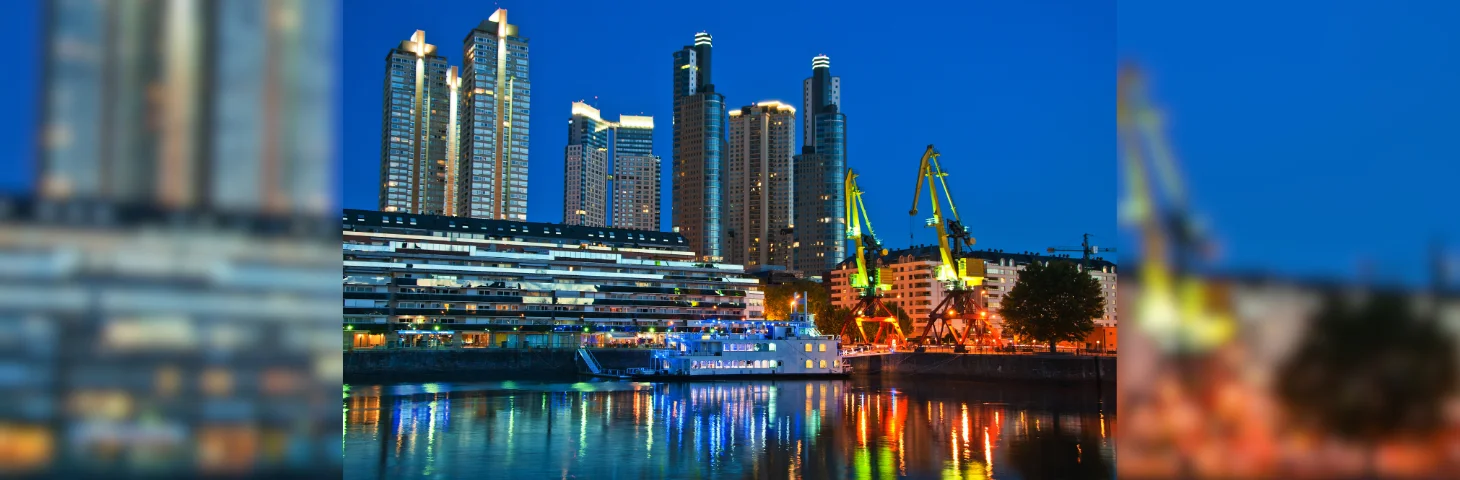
[
  {"x1": 580, "y1": 315, "x2": 849, "y2": 380},
  {"x1": 647, "y1": 320, "x2": 848, "y2": 379}
]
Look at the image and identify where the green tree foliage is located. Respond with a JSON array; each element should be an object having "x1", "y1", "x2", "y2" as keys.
[
  {"x1": 999, "y1": 260, "x2": 1105, "y2": 353},
  {"x1": 764, "y1": 280, "x2": 832, "y2": 320},
  {"x1": 1275, "y1": 292, "x2": 1458, "y2": 475}
]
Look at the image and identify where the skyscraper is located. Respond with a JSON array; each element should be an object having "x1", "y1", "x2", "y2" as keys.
[
  {"x1": 563, "y1": 102, "x2": 610, "y2": 227},
  {"x1": 727, "y1": 102, "x2": 797, "y2": 269},
  {"x1": 672, "y1": 32, "x2": 727, "y2": 261},
  {"x1": 794, "y1": 54, "x2": 848, "y2": 275},
  {"x1": 611, "y1": 115, "x2": 660, "y2": 231},
  {"x1": 38, "y1": 0, "x2": 334, "y2": 216},
  {"x1": 379, "y1": 31, "x2": 455, "y2": 215},
  {"x1": 460, "y1": 9, "x2": 531, "y2": 220}
]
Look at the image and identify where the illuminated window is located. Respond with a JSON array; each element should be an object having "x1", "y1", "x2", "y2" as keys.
[
  {"x1": 805, "y1": 360, "x2": 813, "y2": 368},
  {"x1": 819, "y1": 344, "x2": 826, "y2": 352},
  {"x1": 804, "y1": 343, "x2": 812, "y2": 352},
  {"x1": 819, "y1": 360, "x2": 828, "y2": 369}
]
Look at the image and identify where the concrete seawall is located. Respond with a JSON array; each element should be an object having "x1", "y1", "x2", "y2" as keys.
[
  {"x1": 344, "y1": 348, "x2": 655, "y2": 378},
  {"x1": 848, "y1": 353, "x2": 1115, "y2": 383}
]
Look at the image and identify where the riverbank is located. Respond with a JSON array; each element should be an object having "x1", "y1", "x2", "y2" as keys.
[
  {"x1": 847, "y1": 351, "x2": 1115, "y2": 383},
  {"x1": 344, "y1": 348, "x2": 1114, "y2": 383}
]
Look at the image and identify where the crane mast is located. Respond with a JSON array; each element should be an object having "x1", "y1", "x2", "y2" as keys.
[
  {"x1": 841, "y1": 169, "x2": 904, "y2": 345},
  {"x1": 1118, "y1": 64, "x2": 1232, "y2": 355},
  {"x1": 908, "y1": 145, "x2": 997, "y2": 351}
]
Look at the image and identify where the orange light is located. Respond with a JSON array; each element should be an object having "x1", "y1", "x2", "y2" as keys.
[{"x1": 979, "y1": 311, "x2": 987, "y2": 318}]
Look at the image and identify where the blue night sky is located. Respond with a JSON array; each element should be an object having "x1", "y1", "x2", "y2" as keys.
[
  {"x1": 341, "y1": 0, "x2": 1116, "y2": 256},
  {"x1": 4, "y1": 1, "x2": 1455, "y2": 284},
  {"x1": 1118, "y1": 0, "x2": 1460, "y2": 285}
]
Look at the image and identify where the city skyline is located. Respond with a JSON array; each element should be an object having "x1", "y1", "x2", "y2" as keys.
[{"x1": 338, "y1": 1, "x2": 1114, "y2": 261}]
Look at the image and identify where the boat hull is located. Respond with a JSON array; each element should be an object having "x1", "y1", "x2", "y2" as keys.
[{"x1": 625, "y1": 372, "x2": 851, "y2": 381}]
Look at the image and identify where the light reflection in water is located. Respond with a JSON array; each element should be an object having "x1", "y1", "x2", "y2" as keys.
[{"x1": 344, "y1": 378, "x2": 1114, "y2": 479}]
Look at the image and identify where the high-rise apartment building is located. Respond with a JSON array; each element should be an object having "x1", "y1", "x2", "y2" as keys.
[
  {"x1": 672, "y1": 32, "x2": 727, "y2": 261},
  {"x1": 39, "y1": 0, "x2": 334, "y2": 216},
  {"x1": 793, "y1": 55, "x2": 848, "y2": 275},
  {"x1": 379, "y1": 31, "x2": 456, "y2": 215},
  {"x1": 562, "y1": 102, "x2": 611, "y2": 227},
  {"x1": 727, "y1": 101, "x2": 797, "y2": 268},
  {"x1": 828, "y1": 247, "x2": 1119, "y2": 335},
  {"x1": 611, "y1": 115, "x2": 660, "y2": 231},
  {"x1": 459, "y1": 9, "x2": 530, "y2": 220}
]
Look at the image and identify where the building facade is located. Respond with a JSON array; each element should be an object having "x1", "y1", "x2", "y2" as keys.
[
  {"x1": 380, "y1": 31, "x2": 456, "y2": 215},
  {"x1": 562, "y1": 102, "x2": 611, "y2": 227},
  {"x1": 726, "y1": 101, "x2": 797, "y2": 269},
  {"x1": 829, "y1": 246, "x2": 1118, "y2": 336},
  {"x1": 671, "y1": 32, "x2": 727, "y2": 261},
  {"x1": 38, "y1": 0, "x2": 334, "y2": 216},
  {"x1": 343, "y1": 209, "x2": 765, "y2": 349},
  {"x1": 793, "y1": 55, "x2": 847, "y2": 275},
  {"x1": 459, "y1": 9, "x2": 530, "y2": 220},
  {"x1": 611, "y1": 114, "x2": 660, "y2": 231}
]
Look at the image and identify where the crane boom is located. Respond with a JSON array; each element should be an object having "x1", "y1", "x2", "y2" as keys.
[
  {"x1": 845, "y1": 169, "x2": 886, "y2": 296},
  {"x1": 908, "y1": 145, "x2": 978, "y2": 287}
]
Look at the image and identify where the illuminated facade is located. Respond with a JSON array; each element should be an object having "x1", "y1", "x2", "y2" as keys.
[
  {"x1": 38, "y1": 0, "x2": 333, "y2": 216},
  {"x1": 672, "y1": 32, "x2": 727, "y2": 261},
  {"x1": 727, "y1": 101, "x2": 797, "y2": 269},
  {"x1": 380, "y1": 31, "x2": 456, "y2": 215},
  {"x1": 611, "y1": 115, "x2": 660, "y2": 231},
  {"x1": 563, "y1": 102, "x2": 611, "y2": 227},
  {"x1": 793, "y1": 55, "x2": 847, "y2": 276},
  {"x1": 343, "y1": 209, "x2": 766, "y2": 349},
  {"x1": 829, "y1": 247, "x2": 1118, "y2": 334},
  {"x1": 459, "y1": 9, "x2": 531, "y2": 220}
]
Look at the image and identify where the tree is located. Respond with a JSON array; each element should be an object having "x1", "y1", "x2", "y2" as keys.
[
  {"x1": 1275, "y1": 292, "x2": 1457, "y2": 477},
  {"x1": 815, "y1": 307, "x2": 854, "y2": 338},
  {"x1": 763, "y1": 280, "x2": 832, "y2": 321},
  {"x1": 1000, "y1": 260, "x2": 1105, "y2": 353}
]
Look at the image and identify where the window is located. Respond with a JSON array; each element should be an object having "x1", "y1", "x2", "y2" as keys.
[
  {"x1": 819, "y1": 360, "x2": 828, "y2": 369},
  {"x1": 819, "y1": 344, "x2": 826, "y2": 352},
  {"x1": 804, "y1": 343, "x2": 812, "y2": 352},
  {"x1": 805, "y1": 360, "x2": 813, "y2": 368}
]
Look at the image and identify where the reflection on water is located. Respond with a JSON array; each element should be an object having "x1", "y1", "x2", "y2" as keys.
[{"x1": 344, "y1": 378, "x2": 1114, "y2": 479}]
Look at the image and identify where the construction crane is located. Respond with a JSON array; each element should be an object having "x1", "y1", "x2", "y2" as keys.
[
  {"x1": 840, "y1": 168, "x2": 905, "y2": 345},
  {"x1": 1047, "y1": 233, "x2": 1117, "y2": 271},
  {"x1": 1118, "y1": 63, "x2": 1233, "y2": 355},
  {"x1": 908, "y1": 145, "x2": 997, "y2": 351}
]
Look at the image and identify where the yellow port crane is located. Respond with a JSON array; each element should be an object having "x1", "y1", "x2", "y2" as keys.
[
  {"x1": 1117, "y1": 64, "x2": 1233, "y2": 355},
  {"x1": 908, "y1": 145, "x2": 997, "y2": 351},
  {"x1": 841, "y1": 168, "x2": 905, "y2": 345}
]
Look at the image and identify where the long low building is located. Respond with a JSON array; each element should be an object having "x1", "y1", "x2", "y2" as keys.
[
  {"x1": 829, "y1": 245, "x2": 1118, "y2": 340},
  {"x1": 343, "y1": 209, "x2": 765, "y2": 349}
]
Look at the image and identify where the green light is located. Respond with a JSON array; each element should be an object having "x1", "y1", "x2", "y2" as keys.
[
  {"x1": 434, "y1": 325, "x2": 440, "y2": 331},
  {"x1": 649, "y1": 327, "x2": 655, "y2": 333},
  {"x1": 583, "y1": 327, "x2": 590, "y2": 332},
  {"x1": 346, "y1": 324, "x2": 354, "y2": 331}
]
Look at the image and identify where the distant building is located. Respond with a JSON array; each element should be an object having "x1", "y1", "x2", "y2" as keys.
[
  {"x1": 38, "y1": 0, "x2": 333, "y2": 216},
  {"x1": 829, "y1": 246, "x2": 1118, "y2": 335},
  {"x1": 562, "y1": 102, "x2": 611, "y2": 227},
  {"x1": 793, "y1": 55, "x2": 847, "y2": 276},
  {"x1": 561, "y1": 103, "x2": 659, "y2": 231},
  {"x1": 343, "y1": 209, "x2": 765, "y2": 349},
  {"x1": 459, "y1": 9, "x2": 531, "y2": 221},
  {"x1": 727, "y1": 101, "x2": 797, "y2": 269},
  {"x1": 671, "y1": 32, "x2": 728, "y2": 261},
  {"x1": 380, "y1": 31, "x2": 457, "y2": 216},
  {"x1": 611, "y1": 115, "x2": 660, "y2": 231}
]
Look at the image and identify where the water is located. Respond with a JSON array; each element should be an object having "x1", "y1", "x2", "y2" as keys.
[{"x1": 344, "y1": 377, "x2": 1114, "y2": 479}]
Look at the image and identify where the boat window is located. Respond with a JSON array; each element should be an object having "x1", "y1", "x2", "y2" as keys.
[
  {"x1": 804, "y1": 343, "x2": 812, "y2": 352},
  {"x1": 819, "y1": 344, "x2": 826, "y2": 352},
  {"x1": 819, "y1": 360, "x2": 827, "y2": 368},
  {"x1": 768, "y1": 343, "x2": 776, "y2": 351},
  {"x1": 805, "y1": 360, "x2": 813, "y2": 368}
]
